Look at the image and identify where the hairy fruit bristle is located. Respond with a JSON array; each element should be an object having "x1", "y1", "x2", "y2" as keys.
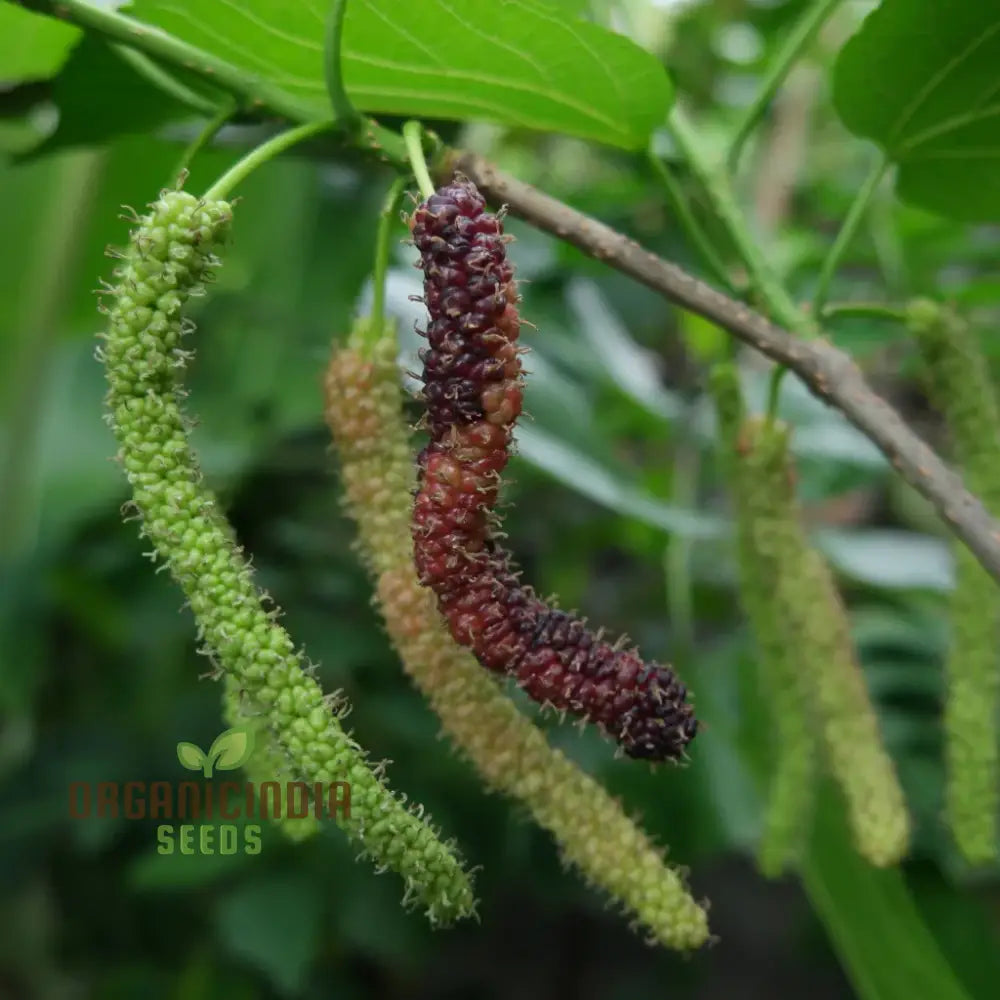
[{"x1": 410, "y1": 176, "x2": 698, "y2": 762}]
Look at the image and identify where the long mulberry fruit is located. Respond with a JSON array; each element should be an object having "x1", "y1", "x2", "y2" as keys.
[
  {"x1": 711, "y1": 366, "x2": 818, "y2": 876},
  {"x1": 99, "y1": 188, "x2": 474, "y2": 924},
  {"x1": 324, "y1": 326, "x2": 709, "y2": 950},
  {"x1": 909, "y1": 299, "x2": 1000, "y2": 865},
  {"x1": 410, "y1": 177, "x2": 698, "y2": 762}
]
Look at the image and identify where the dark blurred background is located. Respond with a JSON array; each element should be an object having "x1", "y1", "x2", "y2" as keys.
[{"x1": 3, "y1": 1, "x2": 1000, "y2": 998}]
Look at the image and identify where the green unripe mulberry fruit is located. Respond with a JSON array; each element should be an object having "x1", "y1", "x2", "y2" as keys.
[
  {"x1": 99, "y1": 189, "x2": 474, "y2": 924},
  {"x1": 909, "y1": 299, "x2": 1000, "y2": 865},
  {"x1": 711, "y1": 366, "x2": 818, "y2": 876},
  {"x1": 711, "y1": 365, "x2": 909, "y2": 868}
]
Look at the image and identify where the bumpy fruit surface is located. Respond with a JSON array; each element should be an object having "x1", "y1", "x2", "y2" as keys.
[
  {"x1": 410, "y1": 178, "x2": 697, "y2": 762},
  {"x1": 910, "y1": 300, "x2": 1000, "y2": 865},
  {"x1": 99, "y1": 189, "x2": 474, "y2": 924},
  {"x1": 222, "y1": 677, "x2": 319, "y2": 843},
  {"x1": 711, "y1": 367, "x2": 818, "y2": 876},
  {"x1": 324, "y1": 330, "x2": 710, "y2": 950}
]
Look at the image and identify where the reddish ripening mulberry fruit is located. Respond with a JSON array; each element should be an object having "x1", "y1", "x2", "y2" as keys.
[{"x1": 410, "y1": 177, "x2": 698, "y2": 762}]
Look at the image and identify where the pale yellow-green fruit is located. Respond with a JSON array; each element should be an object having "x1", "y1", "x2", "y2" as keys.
[
  {"x1": 323, "y1": 330, "x2": 710, "y2": 951},
  {"x1": 710, "y1": 366, "x2": 818, "y2": 876},
  {"x1": 910, "y1": 300, "x2": 1000, "y2": 865}
]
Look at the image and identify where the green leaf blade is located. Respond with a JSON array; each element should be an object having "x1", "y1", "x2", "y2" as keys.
[
  {"x1": 803, "y1": 786, "x2": 976, "y2": 1000},
  {"x1": 128, "y1": 0, "x2": 672, "y2": 148},
  {"x1": 833, "y1": 0, "x2": 1000, "y2": 220},
  {"x1": 0, "y1": 3, "x2": 79, "y2": 83}
]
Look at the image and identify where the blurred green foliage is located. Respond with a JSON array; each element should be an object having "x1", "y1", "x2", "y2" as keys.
[{"x1": 2, "y1": 1, "x2": 1000, "y2": 998}]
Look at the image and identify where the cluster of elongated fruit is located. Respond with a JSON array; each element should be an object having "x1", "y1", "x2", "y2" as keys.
[
  {"x1": 712, "y1": 365, "x2": 910, "y2": 871},
  {"x1": 99, "y1": 188, "x2": 474, "y2": 924},
  {"x1": 102, "y1": 169, "x2": 993, "y2": 949},
  {"x1": 324, "y1": 325, "x2": 709, "y2": 951},
  {"x1": 409, "y1": 177, "x2": 698, "y2": 763},
  {"x1": 908, "y1": 300, "x2": 1000, "y2": 866}
]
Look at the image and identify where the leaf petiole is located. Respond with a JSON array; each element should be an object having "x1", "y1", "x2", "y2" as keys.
[
  {"x1": 812, "y1": 153, "x2": 889, "y2": 316},
  {"x1": 403, "y1": 121, "x2": 435, "y2": 201},
  {"x1": 366, "y1": 176, "x2": 411, "y2": 351},
  {"x1": 324, "y1": 0, "x2": 361, "y2": 136},
  {"x1": 645, "y1": 146, "x2": 738, "y2": 293},
  {"x1": 727, "y1": 0, "x2": 844, "y2": 170},
  {"x1": 202, "y1": 120, "x2": 334, "y2": 200},
  {"x1": 170, "y1": 98, "x2": 237, "y2": 186}
]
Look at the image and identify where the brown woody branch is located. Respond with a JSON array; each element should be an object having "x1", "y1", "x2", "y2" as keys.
[
  {"x1": 16, "y1": 0, "x2": 1000, "y2": 585},
  {"x1": 445, "y1": 151, "x2": 1000, "y2": 587}
]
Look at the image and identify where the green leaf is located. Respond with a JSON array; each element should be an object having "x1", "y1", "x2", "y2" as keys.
[
  {"x1": 24, "y1": 36, "x2": 204, "y2": 160},
  {"x1": 0, "y1": 3, "x2": 79, "y2": 83},
  {"x1": 128, "y1": 824, "x2": 263, "y2": 890},
  {"x1": 176, "y1": 741, "x2": 207, "y2": 772},
  {"x1": 833, "y1": 0, "x2": 1000, "y2": 220},
  {"x1": 802, "y1": 785, "x2": 973, "y2": 1000},
  {"x1": 815, "y1": 529, "x2": 953, "y2": 592},
  {"x1": 214, "y1": 873, "x2": 324, "y2": 996},
  {"x1": 565, "y1": 279, "x2": 684, "y2": 420},
  {"x1": 515, "y1": 423, "x2": 727, "y2": 539},
  {"x1": 208, "y1": 726, "x2": 255, "y2": 771},
  {"x1": 129, "y1": 0, "x2": 671, "y2": 148}
]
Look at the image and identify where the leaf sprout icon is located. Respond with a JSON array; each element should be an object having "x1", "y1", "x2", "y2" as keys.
[{"x1": 176, "y1": 726, "x2": 255, "y2": 778}]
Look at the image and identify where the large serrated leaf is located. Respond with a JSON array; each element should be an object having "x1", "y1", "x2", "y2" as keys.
[
  {"x1": 833, "y1": 0, "x2": 1000, "y2": 220},
  {"x1": 128, "y1": 0, "x2": 670, "y2": 148}
]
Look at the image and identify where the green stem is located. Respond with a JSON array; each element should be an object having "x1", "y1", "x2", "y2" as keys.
[
  {"x1": 203, "y1": 120, "x2": 335, "y2": 200},
  {"x1": 822, "y1": 302, "x2": 909, "y2": 323},
  {"x1": 645, "y1": 147, "x2": 738, "y2": 293},
  {"x1": 812, "y1": 154, "x2": 889, "y2": 315},
  {"x1": 664, "y1": 435, "x2": 699, "y2": 659},
  {"x1": 666, "y1": 108, "x2": 816, "y2": 337},
  {"x1": 403, "y1": 121, "x2": 435, "y2": 200},
  {"x1": 110, "y1": 43, "x2": 220, "y2": 114},
  {"x1": 727, "y1": 0, "x2": 844, "y2": 170},
  {"x1": 18, "y1": 0, "x2": 308, "y2": 118},
  {"x1": 324, "y1": 0, "x2": 360, "y2": 135},
  {"x1": 765, "y1": 364, "x2": 786, "y2": 424},
  {"x1": 368, "y1": 176, "x2": 410, "y2": 345},
  {"x1": 17, "y1": 0, "x2": 410, "y2": 169},
  {"x1": 171, "y1": 99, "x2": 237, "y2": 184}
]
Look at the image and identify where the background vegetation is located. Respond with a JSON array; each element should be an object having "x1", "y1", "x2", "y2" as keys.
[{"x1": 2, "y1": 0, "x2": 1000, "y2": 998}]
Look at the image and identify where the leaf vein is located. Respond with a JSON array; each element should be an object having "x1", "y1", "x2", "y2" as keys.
[
  {"x1": 503, "y1": 0, "x2": 627, "y2": 117},
  {"x1": 889, "y1": 17, "x2": 1000, "y2": 147},
  {"x1": 899, "y1": 102, "x2": 1000, "y2": 156},
  {"x1": 215, "y1": 0, "x2": 323, "y2": 52},
  {"x1": 358, "y1": 0, "x2": 447, "y2": 68},
  {"x1": 432, "y1": 0, "x2": 553, "y2": 86},
  {"x1": 345, "y1": 50, "x2": 622, "y2": 130},
  {"x1": 347, "y1": 81, "x2": 610, "y2": 133}
]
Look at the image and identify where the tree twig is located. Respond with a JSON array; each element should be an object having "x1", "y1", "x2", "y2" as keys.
[{"x1": 444, "y1": 150, "x2": 1000, "y2": 587}]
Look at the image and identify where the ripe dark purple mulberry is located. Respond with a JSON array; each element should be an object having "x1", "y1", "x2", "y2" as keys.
[{"x1": 410, "y1": 176, "x2": 698, "y2": 762}]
